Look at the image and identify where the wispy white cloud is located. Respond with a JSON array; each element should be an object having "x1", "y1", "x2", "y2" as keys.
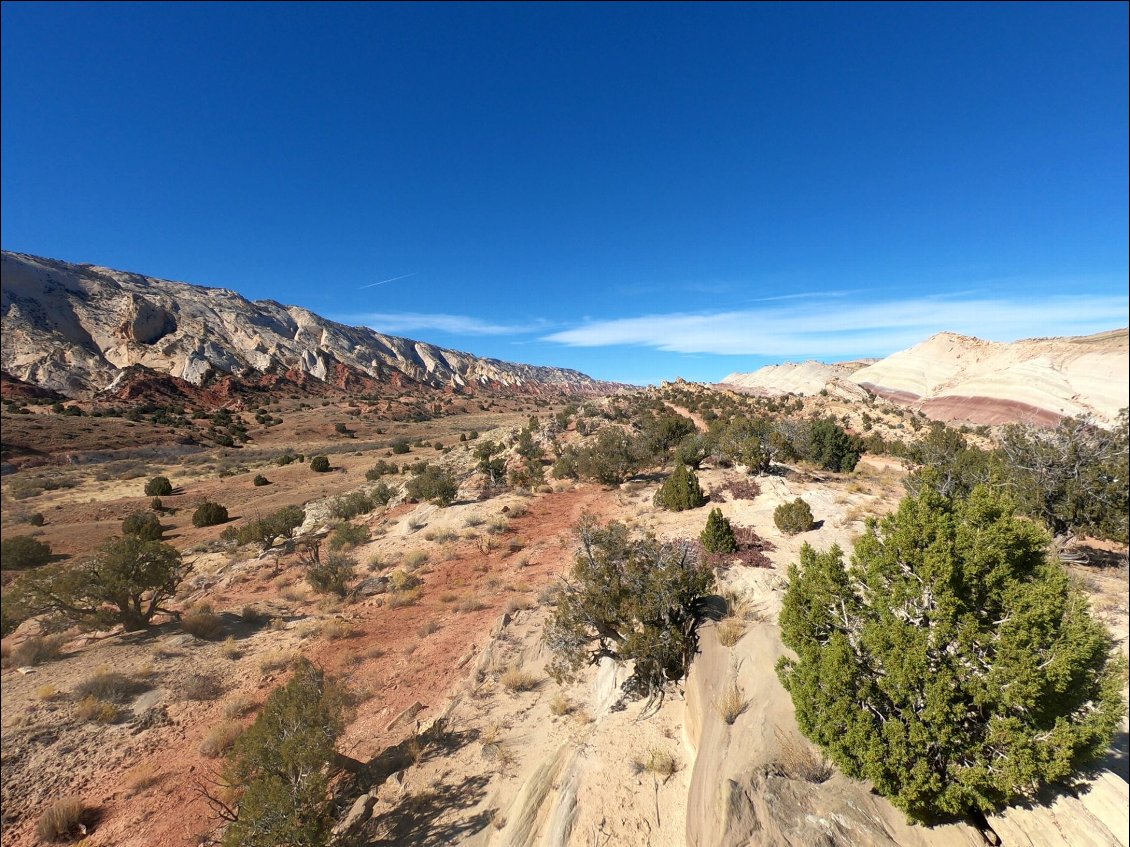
[
  {"x1": 344, "y1": 312, "x2": 552, "y2": 337},
  {"x1": 542, "y1": 294, "x2": 1128, "y2": 358}
]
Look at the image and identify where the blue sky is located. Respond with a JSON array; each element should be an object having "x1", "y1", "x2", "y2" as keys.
[{"x1": 2, "y1": 2, "x2": 1127, "y2": 385}]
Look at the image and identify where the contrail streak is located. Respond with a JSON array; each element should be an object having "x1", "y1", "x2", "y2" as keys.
[{"x1": 359, "y1": 272, "x2": 416, "y2": 290}]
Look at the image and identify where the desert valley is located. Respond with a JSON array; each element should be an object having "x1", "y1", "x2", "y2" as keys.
[{"x1": 0, "y1": 252, "x2": 1126, "y2": 847}]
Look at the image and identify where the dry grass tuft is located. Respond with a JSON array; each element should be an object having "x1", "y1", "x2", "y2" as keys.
[
  {"x1": 200, "y1": 720, "x2": 244, "y2": 758},
  {"x1": 75, "y1": 696, "x2": 120, "y2": 724},
  {"x1": 631, "y1": 747, "x2": 680, "y2": 782},
  {"x1": 320, "y1": 618, "x2": 359, "y2": 640},
  {"x1": 716, "y1": 680, "x2": 750, "y2": 725},
  {"x1": 125, "y1": 761, "x2": 161, "y2": 794},
  {"x1": 500, "y1": 662, "x2": 539, "y2": 693},
  {"x1": 716, "y1": 617, "x2": 747, "y2": 647},
  {"x1": 259, "y1": 650, "x2": 296, "y2": 673},
  {"x1": 457, "y1": 595, "x2": 488, "y2": 613},
  {"x1": 36, "y1": 797, "x2": 87, "y2": 843},
  {"x1": 222, "y1": 693, "x2": 258, "y2": 720},
  {"x1": 417, "y1": 620, "x2": 441, "y2": 637},
  {"x1": 548, "y1": 693, "x2": 574, "y2": 716},
  {"x1": 182, "y1": 605, "x2": 225, "y2": 640},
  {"x1": 8, "y1": 634, "x2": 67, "y2": 667},
  {"x1": 180, "y1": 672, "x2": 224, "y2": 701},
  {"x1": 387, "y1": 589, "x2": 420, "y2": 609},
  {"x1": 771, "y1": 730, "x2": 834, "y2": 783}
]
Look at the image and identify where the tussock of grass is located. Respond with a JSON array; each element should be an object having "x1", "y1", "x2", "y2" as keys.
[
  {"x1": 716, "y1": 681, "x2": 750, "y2": 725},
  {"x1": 716, "y1": 617, "x2": 747, "y2": 647},
  {"x1": 36, "y1": 797, "x2": 87, "y2": 843},
  {"x1": 500, "y1": 663, "x2": 540, "y2": 693},
  {"x1": 200, "y1": 720, "x2": 243, "y2": 758},
  {"x1": 631, "y1": 747, "x2": 680, "y2": 781}
]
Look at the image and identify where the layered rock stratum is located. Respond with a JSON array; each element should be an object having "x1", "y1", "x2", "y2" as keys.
[
  {"x1": 0, "y1": 252, "x2": 618, "y2": 401},
  {"x1": 721, "y1": 329, "x2": 1128, "y2": 426}
]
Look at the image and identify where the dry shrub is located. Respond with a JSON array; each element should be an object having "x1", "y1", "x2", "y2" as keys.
[
  {"x1": 417, "y1": 620, "x2": 440, "y2": 637},
  {"x1": 716, "y1": 617, "x2": 747, "y2": 647},
  {"x1": 457, "y1": 596, "x2": 488, "y2": 613},
  {"x1": 548, "y1": 693, "x2": 574, "y2": 716},
  {"x1": 631, "y1": 747, "x2": 680, "y2": 782},
  {"x1": 506, "y1": 537, "x2": 526, "y2": 555},
  {"x1": 771, "y1": 729, "x2": 834, "y2": 783},
  {"x1": 504, "y1": 597, "x2": 535, "y2": 615},
  {"x1": 220, "y1": 636, "x2": 242, "y2": 660},
  {"x1": 438, "y1": 591, "x2": 459, "y2": 604},
  {"x1": 74, "y1": 671, "x2": 147, "y2": 703},
  {"x1": 280, "y1": 585, "x2": 308, "y2": 603},
  {"x1": 181, "y1": 605, "x2": 225, "y2": 640},
  {"x1": 200, "y1": 720, "x2": 243, "y2": 757},
  {"x1": 75, "y1": 696, "x2": 120, "y2": 724},
  {"x1": 35, "y1": 683, "x2": 59, "y2": 700},
  {"x1": 486, "y1": 515, "x2": 509, "y2": 535},
  {"x1": 36, "y1": 797, "x2": 87, "y2": 843},
  {"x1": 9, "y1": 635, "x2": 67, "y2": 667},
  {"x1": 402, "y1": 549, "x2": 430, "y2": 570},
  {"x1": 463, "y1": 513, "x2": 485, "y2": 528},
  {"x1": 387, "y1": 590, "x2": 420, "y2": 609},
  {"x1": 500, "y1": 663, "x2": 539, "y2": 693},
  {"x1": 222, "y1": 693, "x2": 258, "y2": 720},
  {"x1": 713, "y1": 478, "x2": 762, "y2": 501},
  {"x1": 430, "y1": 528, "x2": 458, "y2": 544},
  {"x1": 240, "y1": 605, "x2": 271, "y2": 626},
  {"x1": 716, "y1": 681, "x2": 750, "y2": 725},
  {"x1": 388, "y1": 569, "x2": 422, "y2": 592},
  {"x1": 180, "y1": 672, "x2": 224, "y2": 701},
  {"x1": 321, "y1": 619, "x2": 358, "y2": 640},
  {"x1": 508, "y1": 502, "x2": 529, "y2": 518}
]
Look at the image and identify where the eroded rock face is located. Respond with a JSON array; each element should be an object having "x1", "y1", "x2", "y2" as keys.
[
  {"x1": 721, "y1": 361, "x2": 869, "y2": 396},
  {"x1": 849, "y1": 330, "x2": 1128, "y2": 426},
  {"x1": 0, "y1": 251, "x2": 619, "y2": 399}
]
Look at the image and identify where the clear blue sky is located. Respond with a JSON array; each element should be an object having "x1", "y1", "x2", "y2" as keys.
[{"x1": 2, "y1": 2, "x2": 1127, "y2": 385}]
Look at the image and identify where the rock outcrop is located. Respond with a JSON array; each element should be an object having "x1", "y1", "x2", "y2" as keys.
[
  {"x1": 850, "y1": 330, "x2": 1128, "y2": 426},
  {"x1": 721, "y1": 360, "x2": 870, "y2": 396},
  {"x1": 0, "y1": 251, "x2": 620, "y2": 401}
]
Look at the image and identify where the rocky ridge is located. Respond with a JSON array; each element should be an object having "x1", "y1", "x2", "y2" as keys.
[
  {"x1": 721, "y1": 329, "x2": 1128, "y2": 426},
  {"x1": 0, "y1": 252, "x2": 619, "y2": 402}
]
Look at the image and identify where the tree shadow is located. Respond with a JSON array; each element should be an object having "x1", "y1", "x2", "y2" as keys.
[{"x1": 360, "y1": 773, "x2": 493, "y2": 846}]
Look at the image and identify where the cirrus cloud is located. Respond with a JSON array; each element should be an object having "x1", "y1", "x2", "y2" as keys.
[{"x1": 542, "y1": 294, "x2": 1128, "y2": 358}]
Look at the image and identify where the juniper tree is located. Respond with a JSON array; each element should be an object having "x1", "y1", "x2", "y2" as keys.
[
  {"x1": 700, "y1": 508, "x2": 738, "y2": 554},
  {"x1": 12, "y1": 537, "x2": 187, "y2": 631},
  {"x1": 654, "y1": 463, "x2": 707, "y2": 511},
  {"x1": 777, "y1": 485, "x2": 1123, "y2": 822},
  {"x1": 545, "y1": 517, "x2": 714, "y2": 699},
  {"x1": 219, "y1": 660, "x2": 350, "y2": 847}
]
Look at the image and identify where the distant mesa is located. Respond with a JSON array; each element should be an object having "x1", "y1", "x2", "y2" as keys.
[
  {"x1": 721, "y1": 329, "x2": 1128, "y2": 427},
  {"x1": 0, "y1": 251, "x2": 621, "y2": 406}
]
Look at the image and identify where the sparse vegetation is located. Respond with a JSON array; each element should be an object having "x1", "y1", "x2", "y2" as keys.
[
  {"x1": 305, "y1": 551, "x2": 356, "y2": 596},
  {"x1": 405, "y1": 465, "x2": 459, "y2": 506}
]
